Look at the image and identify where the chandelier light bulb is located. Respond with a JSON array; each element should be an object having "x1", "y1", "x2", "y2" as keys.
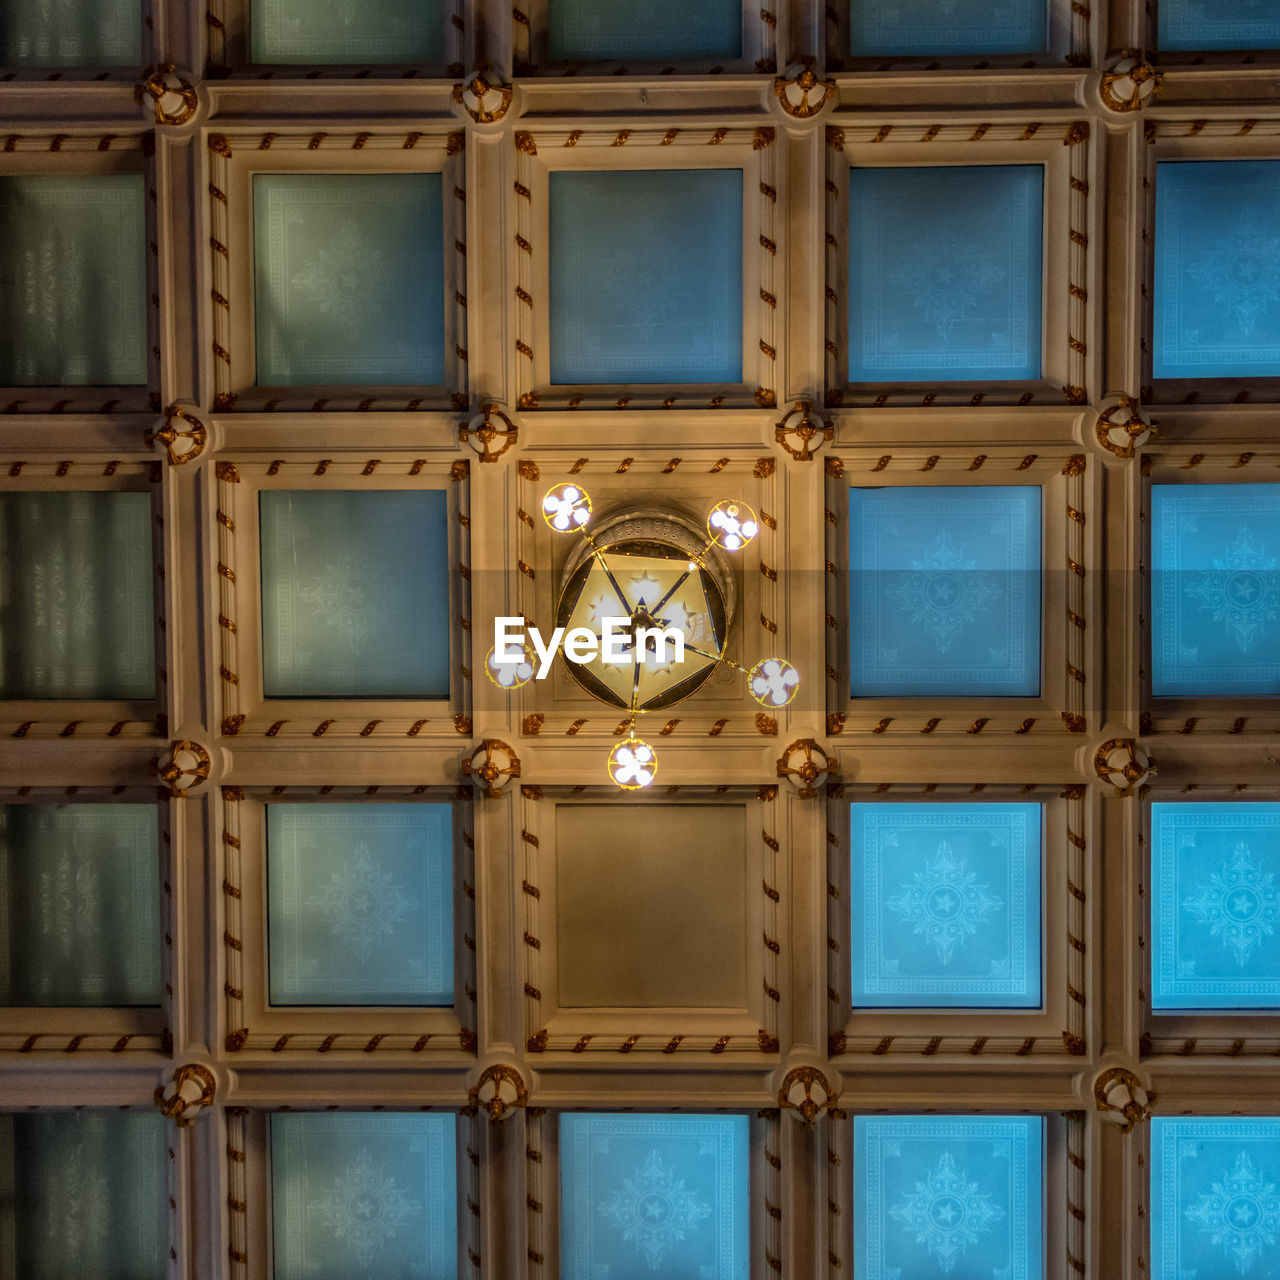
[
  {"x1": 749, "y1": 657, "x2": 800, "y2": 708},
  {"x1": 608, "y1": 737, "x2": 657, "y2": 790},
  {"x1": 707, "y1": 499, "x2": 759, "y2": 551},
  {"x1": 543, "y1": 483, "x2": 593, "y2": 533},
  {"x1": 485, "y1": 641, "x2": 535, "y2": 689}
]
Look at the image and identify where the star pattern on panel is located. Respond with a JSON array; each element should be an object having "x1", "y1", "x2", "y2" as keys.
[
  {"x1": 887, "y1": 231, "x2": 1007, "y2": 343},
  {"x1": 1186, "y1": 1152, "x2": 1280, "y2": 1276},
  {"x1": 308, "y1": 1147, "x2": 421, "y2": 1267},
  {"x1": 884, "y1": 531, "x2": 1002, "y2": 656},
  {"x1": 1187, "y1": 221, "x2": 1280, "y2": 339},
  {"x1": 1185, "y1": 528, "x2": 1280, "y2": 654},
  {"x1": 598, "y1": 1149, "x2": 712, "y2": 1272},
  {"x1": 306, "y1": 844, "x2": 416, "y2": 963},
  {"x1": 288, "y1": 220, "x2": 385, "y2": 319},
  {"x1": 295, "y1": 550, "x2": 395, "y2": 654},
  {"x1": 887, "y1": 842, "x2": 1003, "y2": 965},
  {"x1": 1183, "y1": 843, "x2": 1280, "y2": 967},
  {"x1": 888, "y1": 1151, "x2": 1005, "y2": 1274}
]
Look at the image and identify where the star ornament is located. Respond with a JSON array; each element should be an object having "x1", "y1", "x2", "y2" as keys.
[
  {"x1": 542, "y1": 483, "x2": 593, "y2": 533},
  {"x1": 609, "y1": 738, "x2": 658, "y2": 790},
  {"x1": 749, "y1": 657, "x2": 800, "y2": 708},
  {"x1": 707, "y1": 499, "x2": 759, "y2": 551}
]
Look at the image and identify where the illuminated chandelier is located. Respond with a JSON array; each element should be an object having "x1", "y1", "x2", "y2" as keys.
[{"x1": 486, "y1": 483, "x2": 800, "y2": 790}]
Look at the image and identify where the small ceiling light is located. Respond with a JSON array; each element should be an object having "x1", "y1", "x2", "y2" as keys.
[
  {"x1": 749, "y1": 657, "x2": 801, "y2": 708},
  {"x1": 707, "y1": 499, "x2": 759, "y2": 551},
  {"x1": 485, "y1": 641, "x2": 535, "y2": 690},
  {"x1": 608, "y1": 737, "x2": 657, "y2": 790},
  {"x1": 543, "y1": 482, "x2": 592, "y2": 532}
]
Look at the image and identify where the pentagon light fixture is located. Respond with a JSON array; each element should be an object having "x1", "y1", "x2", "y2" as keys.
[{"x1": 490, "y1": 483, "x2": 800, "y2": 787}]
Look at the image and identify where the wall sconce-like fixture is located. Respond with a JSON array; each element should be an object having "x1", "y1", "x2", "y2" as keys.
[
  {"x1": 154, "y1": 1063, "x2": 217, "y2": 1127},
  {"x1": 467, "y1": 1064, "x2": 528, "y2": 1123},
  {"x1": 1094, "y1": 1065, "x2": 1155, "y2": 1133},
  {"x1": 778, "y1": 1066, "x2": 839, "y2": 1126}
]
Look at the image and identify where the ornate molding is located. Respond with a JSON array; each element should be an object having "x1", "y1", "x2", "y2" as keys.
[
  {"x1": 453, "y1": 72, "x2": 514, "y2": 124},
  {"x1": 1094, "y1": 395, "x2": 1153, "y2": 459},
  {"x1": 774, "y1": 400, "x2": 833, "y2": 461},
  {"x1": 1099, "y1": 54, "x2": 1163, "y2": 115},
  {"x1": 1093, "y1": 1065, "x2": 1155, "y2": 1132},
  {"x1": 465, "y1": 739, "x2": 521, "y2": 798},
  {"x1": 155, "y1": 740, "x2": 212, "y2": 797},
  {"x1": 1093, "y1": 737, "x2": 1156, "y2": 796},
  {"x1": 776, "y1": 739, "x2": 836, "y2": 798},
  {"x1": 773, "y1": 58, "x2": 836, "y2": 120},
  {"x1": 778, "y1": 1065, "x2": 839, "y2": 1125},
  {"x1": 154, "y1": 1062, "x2": 217, "y2": 1126},
  {"x1": 459, "y1": 404, "x2": 518, "y2": 463},
  {"x1": 466, "y1": 1064, "x2": 528, "y2": 1123},
  {"x1": 148, "y1": 403, "x2": 208, "y2": 466},
  {"x1": 134, "y1": 64, "x2": 200, "y2": 126}
]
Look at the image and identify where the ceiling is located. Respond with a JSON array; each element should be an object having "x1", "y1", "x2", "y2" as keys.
[{"x1": 1, "y1": 0, "x2": 1280, "y2": 1275}]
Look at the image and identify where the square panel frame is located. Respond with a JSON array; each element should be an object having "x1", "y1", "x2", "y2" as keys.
[
  {"x1": 827, "y1": 783, "x2": 1091, "y2": 1059},
  {"x1": 219, "y1": 786, "x2": 477, "y2": 1056},
  {"x1": 229, "y1": 1107, "x2": 482, "y2": 1280},
  {"x1": 509, "y1": 451, "x2": 786, "y2": 744},
  {"x1": 210, "y1": 452, "x2": 471, "y2": 742},
  {"x1": 824, "y1": 0, "x2": 1087, "y2": 70},
  {"x1": 205, "y1": 127, "x2": 468, "y2": 414},
  {"x1": 824, "y1": 121, "x2": 1094, "y2": 409},
  {"x1": 824, "y1": 445, "x2": 1096, "y2": 738},
  {"x1": 1140, "y1": 446, "x2": 1280, "y2": 732},
  {"x1": 511, "y1": 123, "x2": 781, "y2": 413},
  {"x1": 1141, "y1": 783, "x2": 1280, "y2": 1055},
  {"x1": 824, "y1": 1109, "x2": 1081, "y2": 1280},
  {"x1": 517, "y1": 786, "x2": 782, "y2": 1058},
  {"x1": 0, "y1": 135, "x2": 161, "y2": 414},
  {"x1": 512, "y1": 0, "x2": 777, "y2": 75},
  {"x1": 525, "y1": 1107, "x2": 780, "y2": 1280},
  {"x1": 205, "y1": 0, "x2": 467, "y2": 74},
  {"x1": 0, "y1": 788, "x2": 170, "y2": 1054},
  {"x1": 0, "y1": 459, "x2": 164, "y2": 738},
  {"x1": 1140, "y1": 121, "x2": 1280, "y2": 406}
]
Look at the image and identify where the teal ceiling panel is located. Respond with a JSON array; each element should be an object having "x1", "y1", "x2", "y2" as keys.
[
  {"x1": 1152, "y1": 802, "x2": 1280, "y2": 1009},
  {"x1": 0, "y1": 1111, "x2": 167, "y2": 1279},
  {"x1": 1155, "y1": 161, "x2": 1280, "y2": 379},
  {"x1": 855, "y1": 1115, "x2": 1043, "y2": 1280},
  {"x1": 258, "y1": 489, "x2": 450, "y2": 699},
  {"x1": 1, "y1": 804, "x2": 160, "y2": 1007},
  {"x1": 1151, "y1": 484, "x2": 1280, "y2": 697},
  {"x1": 252, "y1": 0, "x2": 443, "y2": 63},
  {"x1": 560, "y1": 1112, "x2": 749, "y2": 1280},
  {"x1": 271, "y1": 1112, "x2": 457, "y2": 1279},
  {"x1": 1158, "y1": 0, "x2": 1280, "y2": 50},
  {"x1": 850, "y1": 0, "x2": 1048, "y2": 56},
  {"x1": 0, "y1": 490, "x2": 155, "y2": 700},
  {"x1": 849, "y1": 165, "x2": 1044, "y2": 383},
  {"x1": 549, "y1": 169, "x2": 743, "y2": 385},
  {"x1": 254, "y1": 174, "x2": 445, "y2": 387},
  {"x1": 0, "y1": 175, "x2": 147, "y2": 386},
  {"x1": 851, "y1": 803, "x2": 1042, "y2": 1008},
  {"x1": 0, "y1": 0, "x2": 141, "y2": 67},
  {"x1": 549, "y1": 0, "x2": 741, "y2": 61},
  {"x1": 1152, "y1": 1117, "x2": 1280, "y2": 1278},
  {"x1": 849, "y1": 486, "x2": 1042, "y2": 697},
  {"x1": 267, "y1": 803, "x2": 454, "y2": 1006}
]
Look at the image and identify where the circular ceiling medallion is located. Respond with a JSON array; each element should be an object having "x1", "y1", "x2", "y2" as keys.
[{"x1": 555, "y1": 508, "x2": 737, "y2": 713}]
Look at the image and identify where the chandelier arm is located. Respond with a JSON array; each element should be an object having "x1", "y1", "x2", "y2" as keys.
[
  {"x1": 647, "y1": 534, "x2": 717, "y2": 618},
  {"x1": 680, "y1": 640, "x2": 749, "y2": 677},
  {"x1": 580, "y1": 530, "x2": 633, "y2": 612}
]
